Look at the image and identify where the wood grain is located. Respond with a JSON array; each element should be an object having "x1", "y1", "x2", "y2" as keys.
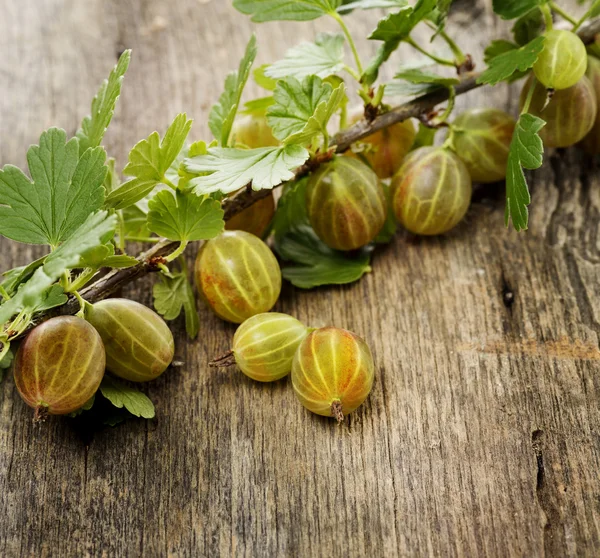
[{"x1": 1, "y1": 1, "x2": 599, "y2": 557}]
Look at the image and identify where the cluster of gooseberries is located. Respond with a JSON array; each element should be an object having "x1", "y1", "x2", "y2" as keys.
[{"x1": 14, "y1": 299, "x2": 175, "y2": 419}]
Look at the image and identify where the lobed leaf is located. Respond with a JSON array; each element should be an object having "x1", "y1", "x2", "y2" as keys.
[
  {"x1": 233, "y1": 0, "x2": 342, "y2": 22},
  {"x1": 100, "y1": 376, "x2": 155, "y2": 419},
  {"x1": 505, "y1": 113, "x2": 545, "y2": 231},
  {"x1": 512, "y1": 8, "x2": 543, "y2": 46},
  {"x1": 492, "y1": 0, "x2": 542, "y2": 20},
  {"x1": 77, "y1": 50, "x2": 131, "y2": 154},
  {"x1": 338, "y1": 0, "x2": 408, "y2": 13},
  {"x1": 153, "y1": 271, "x2": 199, "y2": 339},
  {"x1": 0, "y1": 128, "x2": 107, "y2": 246}
]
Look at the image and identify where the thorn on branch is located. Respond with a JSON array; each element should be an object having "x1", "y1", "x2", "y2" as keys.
[{"x1": 456, "y1": 54, "x2": 475, "y2": 75}]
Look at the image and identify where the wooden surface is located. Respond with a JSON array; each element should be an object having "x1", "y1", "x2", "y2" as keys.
[{"x1": 1, "y1": 1, "x2": 599, "y2": 556}]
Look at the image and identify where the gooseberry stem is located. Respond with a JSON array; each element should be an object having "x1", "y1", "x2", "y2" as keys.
[
  {"x1": 333, "y1": 13, "x2": 364, "y2": 77},
  {"x1": 407, "y1": 37, "x2": 456, "y2": 67},
  {"x1": 0, "y1": 339, "x2": 10, "y2": 364},
  {"x1": 165, "y1": 241, "x2": 188, "y2": 262},
  {"x1": 66, "y1": 268, "x2": 96, "y2": 293},
  {"x1": 574, "y1": 4, "x2": 596, "y2": 31},
  {"x1": 541, "y1": 4, "x2": 554, "y2": 31},
  {"x1": 0, "y1": 286, "x2": 10, "y2": 301},
  {"x1": 549, "y1": 2, "x2": 577, "y2": 26},
  {"x1": 125, "y1": 236, "x2": 161, "y2": 243},
  {"x1": 521, "y1": 77, "x2": 537, "y2": 114},
  {"x1": 162, "y1": 176, "x2": 178, "y2": 191},
  {"x1": 117, "y1": 210, "x2": 126, "y2": 252},
  {"x1": 209, "y1": 350, "x2": 236, "y2": 368},
  {"x1": 331, "y1": 400, "x2": 344, "y2": 423},
  {"x1": 73, "y1": 291, "x2": 92, "y2": 319},
  {"x1": 437, "y1": 86, "x2": 456, "y2": 124}
]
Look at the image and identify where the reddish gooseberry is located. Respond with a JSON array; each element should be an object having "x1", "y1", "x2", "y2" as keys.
[
  {"x1": 14, "y1": 316, "x2": 105, "y2": 417},
  {"x1": 533, "y1": 30, "x2": 587, "y2": 90},
  {"x1": 195, "y1": 230, "x2": 282, "y2": 324},
  {"x1": 391, "y1": 146, "x2": 472, "y2": 235},
  {"x1": 86, "y1": 298, "x2": 175, "y2": 383},
  {"x1": 520, "y1": 75, "x2": 597, "y2": 148},
  {"x1": 306, "y1": 156, "x2": 387, "y2": 251},
  {"x1": 292, "y1": 327, "x2": 374, "y2": 422},
  {"x1": 225, "y1": 193, "x2": 275, "y2": 238},
  {"x1": 452, "y1": 108, "x2": 516, "y2": 183}
]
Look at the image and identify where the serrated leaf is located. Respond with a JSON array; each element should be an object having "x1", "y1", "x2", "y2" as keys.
[
  {"x1": 266, "y1": 33, "x2": 346, "y2": 80},
  {"x1": 1, "y1": 256, "x2": 47, "y2": 299},
  {"x1": 105, "y1": 114, "x2": 192, "y2": 210},
  {"x1": 209, "y1": 35, "x2": 257, "y2": 146},
  {"x1": 0, "y1": 211, "x2": 116, "y2": 327},
  {"x1": 394, "y1": 68, "x2": 459, "y2": 86},
  {"x1": 505, "y1": 113, "x2": 545, "y2": 231},
  {"x1": 363, "y1": 0, "x2": 437, "y2": 85},
  {"x1": 0, "y1": 128, "x2": 107, "y2": 246},
  {"x1": 338, "y1": 0, "x2": 407, "y2": 13},
  {"x1": 100, "y1": 376, "x2": 155, "y2": 419},
  {"x1": 184, "y1": 145, "x2": 309, "y2": 195},
  {"x1": 272, "y1": 180, "x2": 372, "y2": 289},
  {"x1": 153, "y1": 271, "x2": 199, "y2": 339},
  {"x1": 77, "y1": 50, "x2": 131, "y2": 154},
  {"x1": 477, "y1": 36, "x2": 545, "y2": 86},
  {"x1": 32, "y1": 284, "x2": 68, "y2": 313},
  {"x1": 147, "y1": 189, "x2": 225, "y2": 242},
  {"x1": 384, "y1": 79, "x2": 440, "y2": 98},
  {"x1": 233, "y1": 0, "x2": 342, "y2": 21},
  {"x1": 79, "y1": 242, "x2": 138, "y2": 269},
  {"x1": 492, "y1": 0, "x2": 542, "y2": 20},
  {"x1": 512, "y1": 8, "x2": 542, "y2": 46}
]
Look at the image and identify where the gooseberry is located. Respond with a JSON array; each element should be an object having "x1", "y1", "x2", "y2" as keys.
[
  {"x1": 225, "y1": 193, "x2": 275, "y2": 238},
  {"x1": 212, "y1": 312, "x2": 310, "y2": 382},
  {"x1": 452, "y1": 108, "x2": 516, "y2": 183},
  {"x1": 86, "y1": 298, "x2": 175, "y2": 382},
  {"x1": 391, "y1": 146, "x2": 472, "y2": 235},
  {"x1": 195, "y1": 230, "x2": 282, "y2": 324},
  {"x1": 520, "y1": 75, "x2": 597, "y2": 148},
  {"x1": 291, "y1": 327, "x2": 374, "y2": 422},
  {"x1": 533, "y1": 30, "x2": 587, "y2": 90},
  {"x1": 306, "y1": 156, "x2": 387, "y2": 251},
  {"x1": 14, "y1": 316, "x2": 105, "y2": 417},
  {"x1": 580, "y1": 56, "x2": 600, "y2": 154},
  {"x1": 347, "y1": 110, "x2": 416, "y2": 178},
  {"x1": 233, "y1": 113, "x2": 279, "y2": 148}
]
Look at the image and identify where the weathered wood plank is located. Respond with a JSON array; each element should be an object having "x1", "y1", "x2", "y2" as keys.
[{"x1": 1, "y1": 1, "x2": 599, "y2": 556}]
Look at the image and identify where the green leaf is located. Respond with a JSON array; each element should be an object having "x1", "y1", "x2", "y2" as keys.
[
  {"x1": 233, "y1": 0, "x2": 341, "y2": 22},
  {"x1": 272, "y1": 180, "x2": 372, "y2": 289},
  {"x1": 209, "y1": 35, "x2": 258, "y2": 146},
  {"x1": 153, "y1": 270, "x2": 199, "y2": 339},
  {"x1": 384, "y1": 79, "x2": 439, "y2": 98},
  {"x1": 99, "y1": 376, "x2": 155, "y2": 419},
  {"x1": 68, "y1": 394, "x2": 96, "y2": 418},
  {"x1": 429, "y1": 0, "x2": 453, "y2": 33},
  {"x1": 363, "y1": 0, "x2": 437, "y2": 85},
  {"x1": 33, "y1": 284, "x2": 68, "y2": 313},
  {"x1": 394, "y1": 68, "x2": 459, "y2": 87},
  {"x1": 0, "y1": 128, "x2": 107, "y2": 245},
  {"x1": 266, "y1": 33, "x2": 346, "y2": 80},
  {"x1": 184, "y1": 145, "x2": 309, "y2": 195},
  {"x1": 338, "y1": 0, "x2": 407, "y2": 13},
  {"x1": 484, "y1": 39, "x2": 519, "y2": 62},
  {"x1": 492, "y1": 0, "x2": 541, "y2": 20},
  {"x1": 77, "y1": 50, "x2": 131, "y2": 154},
  {"x1": 147, "y1": 189, "x2": 225, "y2": 242},
  {"x1": 103, "y1": 158, "x2": 120, "y2": 193},
  {"x1": 0, "y1": 211, "x2": 116, "y2": 327},
  {"x1": 373, "y1": 183, "x2": 397, "y2": 244},
  {"x1": 477, "y1": 36, "x2": 545, "y2": 86},
  {"x1": 79, "y1": 242, "x2": 137, "y2": 269},
  {"x1": 505, "y1": 113, "x2": 545, "y2": 231},
  {"x1": 512, "y1": 8, "x2": 542, "y2": 46},
  {"x1": 1, "y1": 256, "x2": 47, "y2": 299},
  {"x1": 105, "y1": 114, "x2": 192, "y2": 209},
  {"x1": 243, "y1": 97, "x2": 276, "y2": 116},
  {"x1": 267, "y1": 76, "x2": 345, "y2": 145},
  {"x1": 410, "y1": 122, "x2": 437, "y2": 150},
  {"x1": 254, "y1": 65, "x2": 278, "y2": 91},
  {"x1": 0, "y1": 348, "x2": 14, "y2": 369}
]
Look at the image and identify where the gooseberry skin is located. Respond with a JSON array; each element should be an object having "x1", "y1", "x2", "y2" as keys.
[
  {"x1": 520, "y1": 75, "x2": 597, "y2": 148},
  {"x1": 225, "y1": 193, "x2": 275, "y2": 238},
  {"x1": 86, "y1": 299, "x2": 175, "y2": 383},
  {"x1": 291, "y1": 327, "x2": 374, "y2": 421},
  {"x1": 232, "y1": 313, "x2": 310, "y2": 382},
  {"x1": 14, "y1": 316, "x2": 105, "y2": 415},
  {"x1": 233, "y1": 113, "x2": 279, "y2": 148},
  {"x1": 391, "y1": 147, "x2": 472, "y2": 236},
  {"x1": 195, "y1": 230, "x2": 282, "y2": 324},
  {"x1": 452, "y1": 108, "x2": 516, "y2": 183},
  {"x1": 347, "y1": 111, "x2": 416, "y2": 178},
  {"x1": 533, "y1": 30, "x2": 587, "y2": 90},
  {"x1": 580, "y1": 56, "x2": 600, "y2": 154},
  {"x1": 306, "y1": 156, "x2": 387, "y2": 251}
]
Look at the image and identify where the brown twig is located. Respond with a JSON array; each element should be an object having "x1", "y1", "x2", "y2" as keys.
[{"x1": 9, "y1": 17, "x2": 600, "y2": 338}]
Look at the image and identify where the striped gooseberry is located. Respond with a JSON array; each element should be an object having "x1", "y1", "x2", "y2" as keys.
[
  {"x1": 14, "y1": 316, "x2": 105, "y2": 417},
  {"x1": 347, "y1": 110, "x2": 416, "y2": 178},
  {"x1": 580, "y1": 56, "x2": 600, "y2": 154},
  {"x1": 225, "y1": 193, "x2": 275, "y2": 238},
  {"x1": 233, "y1": 113, "x2": 279, "y2": 148},
  {"x1": 86, "y1": 299, "x2": 175, "y2": 383},
  {"x1": 211, "y1": 312, "x2": 310, "y2": 382},
  {"x1": 292, "y1": 327, "x2": 374, "y2": 422},
  {"x1": 391, "y1": 146, "x2": 472, "y2": 235},
  {"x1": 533, "y1": 30, "x2": 587, "y2": 90},
  {"x1": 306, "y1": 156, "x2": 387, "y2": 251},
  {"x1": 452, "y1": 108, "x2": 516, "y2": 183},
  {"x1": 520, "y1": 75, "x2": 597, "y2": 148},
  {"x1": 195, "y1": 230, "x2": 282, "y2": 324}
]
